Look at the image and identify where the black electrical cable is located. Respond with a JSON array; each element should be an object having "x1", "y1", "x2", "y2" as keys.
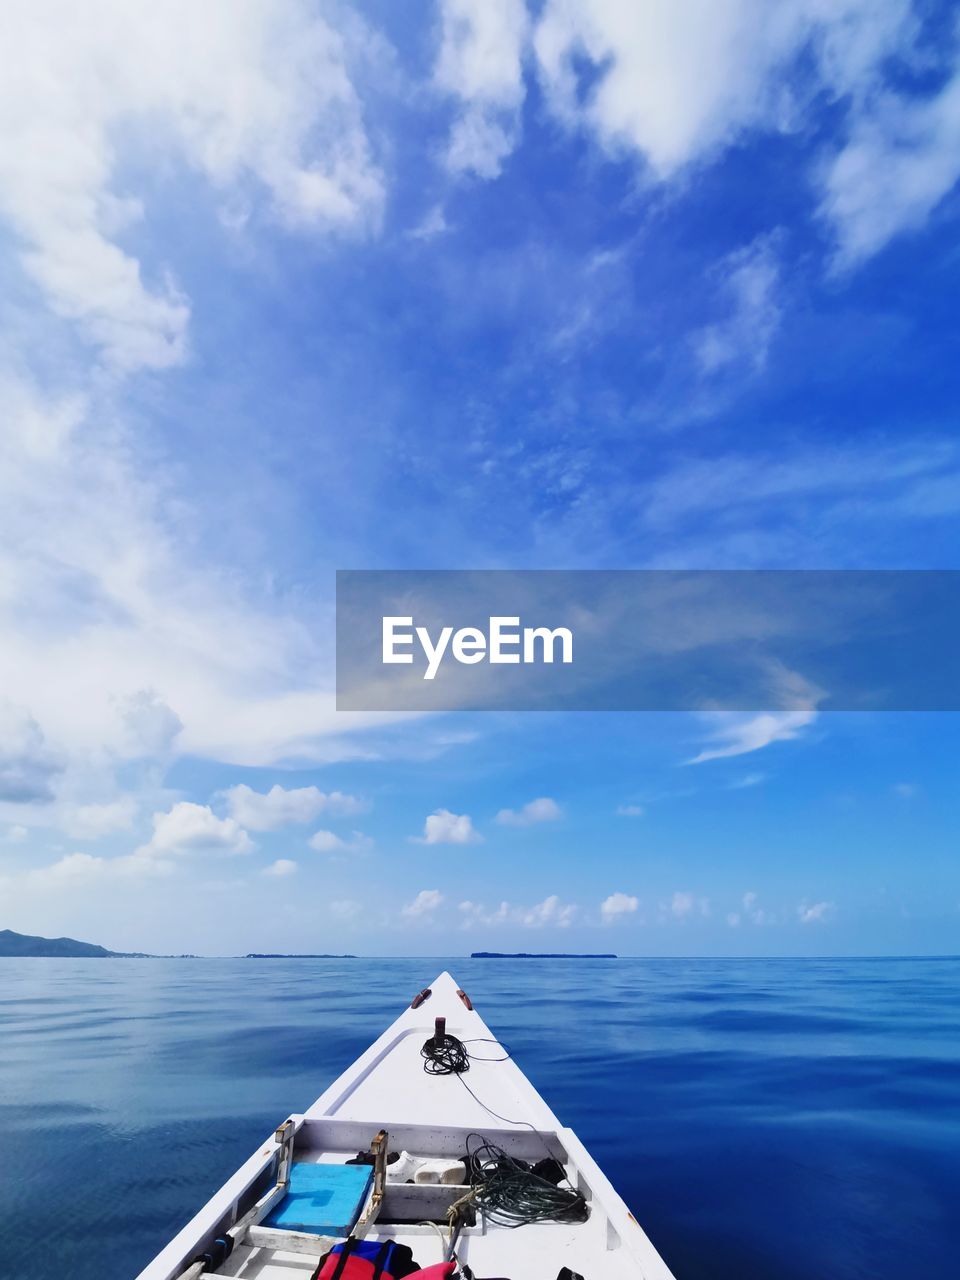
[
  {"x1": 464, "y1": 1136, "x2": 589, "y2": 1228},
  {"x1": 420, "y1": 1030, "x2": 589, "y2": 1229},
  {"x1": 420, "y1": 1030, "x2": 471, "y2": 1075},
  {"x1": 421, "y1": 1033, "x2": 512, "y2": 1075}
]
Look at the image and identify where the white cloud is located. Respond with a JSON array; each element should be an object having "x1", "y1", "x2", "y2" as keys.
[
  {"x1": 309, "y1": 829, "x2": 371, "y2": 853},
  {"x1": 726, "y1": 911, "x2": 741, "y2": 927},
  {"x1": 694, "y1": 236, "x2": 782, "y2": 375},
  {"x1": 330, "y1": 898, "x2": 361, "y2": 920},
  {"x1": 601, "y1": 891, "x2": 638, "y2": 923},
  {"x1": 408, "y1": 203, "x2": 449, "y2": 241},
  {"x1": 460, "y1": 894, "x2": 577, "y2": 928},
  {"x1": 224, "y1": 784, "x2": 363, "y2": 832},
  {"x1": 798, "y1": 899, "x2": 836, "y2": 924},
  {"x1": 0, "y1": 700, "x2": 63, "y2": 803},
  {"x1": 119, "y1": 691, "x2": 183, "y2": 758},
  {"x1": 820, "y1": 61, "x2": 960, "y2": 267},
  {"x1": 688, "y1": 709, "x2": 816, "y2": 764},
  {"x1": 414, "y1": 809, "x2": 482, "y2": 845},
  {"x1": 263, "y1": 858, "x2": 297, "y2": 877},
  {"x1": 495, "y1": 796, "x2": 562, "y2": 826},
  {"x1": 138, "y1": 801, "x2": 253, "y2": 857},
  {"x1": 741, "y1": 891, "x2": 774, "y2": 925},
  {"x1": 893, "y1": 782, "x2": 918, "y2": 799},
  {"x1": 63, "y1": 797, "x2": 137, "y2": 839},
  {"x1": 533, "y1": 0, "x2": 912, "y2": 182},
  {"x1": 24, "y1": 850, "x2": 171, "y2": 888},
  {"x1": 729, "y1": 772, "x2": 767, "y2": 790},
  {"x1": 435, "y1": 0, "x2": 529, "y2": 178},
  {"x1": 6, "y1": 825, "x2": 28, "y2": 843},
  {"x1": 522, "y1": 894, "x2": 577, "y2": 927},
  {"x1": 616, "y1": 804, "x2": 644, "y2": 817},
  {"x1": 668, "y1": 891, "x2": 710, "y2": 919},
  {"x1": 460, "y1": 896, "x2": 578, "y2": 926},
  {"x1": 0, "y1": 0, "x2": 384, "y2": 371},
  {"x1": 402, "y1": 888, "x2": 445, "y2": 917}
]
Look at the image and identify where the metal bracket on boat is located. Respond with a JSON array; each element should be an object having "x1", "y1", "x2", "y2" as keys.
[
  {"x1": 274, "y1": 1119, "x2": 295, "y2": 1189},
  {"x1": 355, "y1": 1128, "x2": 389, "y2": 1231},
  {"x1": 411, "y1": 987, "x2": 432, "y2": 1009},
  {"x1": 456, "y1": 988, "x2": 473, "y2": 1010}
]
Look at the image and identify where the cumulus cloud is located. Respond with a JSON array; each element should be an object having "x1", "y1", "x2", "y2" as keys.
[
  {"x1": 616, "y1": 804, "x2": 644, "y2": 817},
  {"x1": 309, "y1": 829, "x2": 372, "y2": 853},
  {"x1": 434, "y1": 0, "x2": 529, "y2": 178},
  {"x1": 263, "y1": 858, "x2": 297, "y2": 877},
  {"x1": 601, "y1": 892, "x2": 638, "y2": 922},
  {"x1": 137, "y1": 801, "x2": 253, "y2": 857},
  {"x1": 495, "y1": 797, "x2": 562, "y2": 826},
  {"x1": 402, "y1": 888, "x2": 445, "y2": 917},
  {"x1": 224, "y1": 784, "x2": 363, "y2": 832},
  {"x1": 413, "y1": 809, "x2": 482, "y2": 845},
  {"x1": 798, "y1": 899, "x2": 836, "y2": 924},
  {"x1": 6, "y1": 825, "x2": 28, "y2": 843},
  {"x1": 0, "y1": 0, "x2": 384, "y2": 371}
]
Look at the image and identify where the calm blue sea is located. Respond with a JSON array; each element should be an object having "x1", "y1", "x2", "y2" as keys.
[{"x1": 1, "y1": 957, "x2": 958, "y2": 1280}]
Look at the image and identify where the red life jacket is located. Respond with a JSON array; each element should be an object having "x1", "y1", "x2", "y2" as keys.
[{"x1": 313, "y1": 1237, "x2": 455, "y2": 1280}]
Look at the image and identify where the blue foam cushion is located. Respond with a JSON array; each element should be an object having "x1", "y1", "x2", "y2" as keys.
[{"x1": 264, "y1": 1162, "x2": 374, "y2": 1235}]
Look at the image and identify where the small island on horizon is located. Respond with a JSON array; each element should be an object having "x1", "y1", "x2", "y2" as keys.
[
  {"x1": 244, "y1": 953, "x2": 357, "y2": 959},
  {"x1": 471, "y1": 951, "x2": 618, "y2": 959}
]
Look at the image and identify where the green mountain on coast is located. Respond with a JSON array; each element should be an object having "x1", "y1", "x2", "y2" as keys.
[{"x1": 0, "y1": 928, "x2": 126, "y2": 957}]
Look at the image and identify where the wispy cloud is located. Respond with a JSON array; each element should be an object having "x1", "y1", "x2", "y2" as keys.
[
  {"x1": 798, "y1": 899, "x2": 836, "y2": 925},
  {"x1": 688, "y1": 710, "x2": 816, "y2": 764},
  {"x1": 693, "y1": 235, "x2": 782, "y2": 376}
]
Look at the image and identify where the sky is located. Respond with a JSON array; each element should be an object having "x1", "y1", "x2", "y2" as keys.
[{"x1": 1, "y1": 0, "x2": 959, "y2": 957}]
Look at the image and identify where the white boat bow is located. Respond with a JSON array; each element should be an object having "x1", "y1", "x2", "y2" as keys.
[{"x1": 137, "y1": 971, "x2": 676, "y2": 1280}]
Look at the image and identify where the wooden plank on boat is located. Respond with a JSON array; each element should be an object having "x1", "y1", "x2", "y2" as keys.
[{"x1": 243, "y1": 1226, "x2": 337, "y2": 1256}]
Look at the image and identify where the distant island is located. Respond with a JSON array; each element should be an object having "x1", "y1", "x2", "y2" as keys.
[
  {"x1": 244, "y1": 953, "x2": 357, "y2": 959},
  {"x1": 471, "y1": 951, "x2": 618, "y2": 959}
]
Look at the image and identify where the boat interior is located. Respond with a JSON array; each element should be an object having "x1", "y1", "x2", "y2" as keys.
[{"x1": 180, "y1": 1113, "x2": 644, "y2": 1280}]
